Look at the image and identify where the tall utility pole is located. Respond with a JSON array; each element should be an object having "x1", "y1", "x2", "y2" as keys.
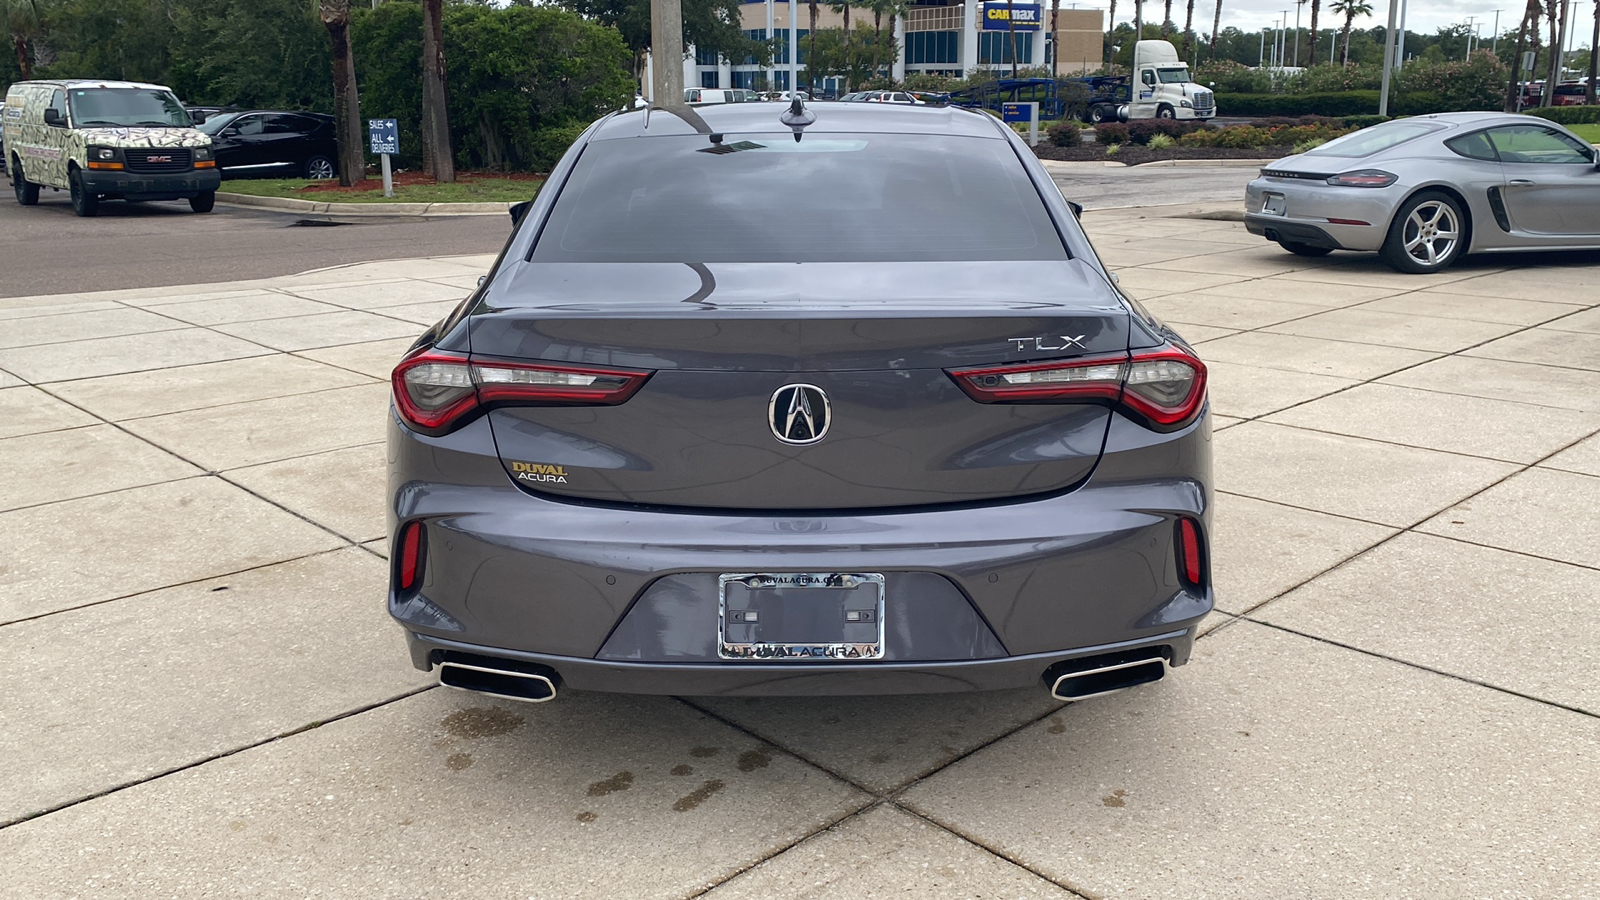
[
  {"x1": 1491, "y1": 8, "x2": 1501, "y2": 53},
  {"x1": 651, "y1": 0, "x2": 685, "y2": 106},
  {"x1": 1378, "y1": 0, "x2": 1398, "y2": 115}
]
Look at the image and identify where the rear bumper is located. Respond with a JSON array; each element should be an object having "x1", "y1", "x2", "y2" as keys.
[
  {"x1": 405, "y1": 629, "x2": 1195, "y2": 695},
  {"x1": 1245, "y1": 214, "x2": 1346, "y2": 249},
  {"x1": 81, "y1": 168, "x2": 221, "y2": 199},
  {"x1": 387, "y1": 406, "x2": 1215, "y2": 695},
  {"x1": 1244, "y1": 177, "x2": 1395, "y2": 251}
]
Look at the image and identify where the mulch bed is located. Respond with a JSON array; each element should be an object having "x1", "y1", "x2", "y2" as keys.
[
  {"x1": 1033, "y1": 145, "x2": 1293, "y2": 165},
  {"x1": 295, "y1": 170, "x2": 544, "y2": 194}
]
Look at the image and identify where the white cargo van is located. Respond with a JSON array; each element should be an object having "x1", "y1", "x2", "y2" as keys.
[{"x1": 3, "y1": 79, "x2": 220, "y2": 217}]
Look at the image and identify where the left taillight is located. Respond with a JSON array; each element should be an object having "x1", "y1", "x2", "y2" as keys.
[
  {"x1": 948, "y1": 345, "x2": 1207, "y2": 431},
  {"x1": 392, "y1": 348, "x2": 652, "y2": 436},
  {"x1": 396, "y1": 519, "x2": 424, "y2": 591}
]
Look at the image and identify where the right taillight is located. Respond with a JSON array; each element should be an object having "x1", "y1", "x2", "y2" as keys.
[
  {"x1": 1325, "y1": 169, "x2": 1397, "y2": 188},
  {"x1": 1176, "y1": 516, "x2": 1205, "y2": 588},
  {"x1": 392, "y1": 348, "x2": 652, "y2": 435},
  {"x1": 948, "y1": 345, "x2": 1206, "y2": 432}
]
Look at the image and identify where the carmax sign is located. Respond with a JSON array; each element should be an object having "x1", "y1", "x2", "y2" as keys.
[{"x1": 982, "y1": 2, "x2": 1042, "y2": 30}]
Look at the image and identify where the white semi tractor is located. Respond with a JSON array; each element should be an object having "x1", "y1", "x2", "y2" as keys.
[{"x1": 1107, "y1": 40, "x2": 1216, "y2": 122}]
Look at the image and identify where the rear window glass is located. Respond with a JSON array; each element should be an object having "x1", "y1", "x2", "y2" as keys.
[
  {"x1": 530, "y1": 133, "x2": 1066, "y2": 263},
  {"x1": 1304, "y1": 121, "x2": 1443, "y2": 158}
]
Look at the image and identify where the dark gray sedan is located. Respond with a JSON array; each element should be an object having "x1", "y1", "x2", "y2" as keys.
[
  {"x1": 387, "y1": 101, "x2": 1212, "y2": 703},
  {"x1": 1246, "y1": 111, "x2": 1600, "y2": 273}
]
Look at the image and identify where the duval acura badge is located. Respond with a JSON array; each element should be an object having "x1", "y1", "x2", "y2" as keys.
[{"x1": 387, "y1": 99, "x2": 1212, "y2": 705}]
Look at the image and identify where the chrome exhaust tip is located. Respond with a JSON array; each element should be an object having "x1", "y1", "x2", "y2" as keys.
[
  {"x1": 1046, "y1": 654, "x2": 1167, "y2": 702},
  {"x1": 439, "y1": 659, "x2": 559, "y2": 704}
]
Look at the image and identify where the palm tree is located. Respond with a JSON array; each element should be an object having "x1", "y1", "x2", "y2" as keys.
[
  {"x1": 1503, "y1": 0, "x2": 1545, "y2": 110},
  {"x1": 808, "y1": 0, "x2": 820, "y2": 92},
  {"x1": 1308, "y1": 0, "x2": 1320, "y2": 66},
  {"x1": 1051, "y1": 0, "x2": 1061, "y2": 75},
  {"x1": 828, "y1": 0, "x2": 853, "y2": 90},
  {"x1": 1162, "y1": 0, "x2": 1173, "y2": 37},
  {"x1": 1330, "y1": 0, "x2": 1371, "y2": 64},
  {"x1": 1209, "y1": 0, "x2": 1222, "y2": 53},
  {"x1": 1181, "y1": 0, "x2": 1196, "y2": 59},
  {"x1": 1107, "y1": 0, "x2": 1118, "y2": 61},
  {"x1": 2, "y1": 0, "x2": 45, "y2": 79},
  {"x1": 422, "y1": 0, "x2": 454, "y2": 183},
  {"x1": 318, "y1": 0, "x2": 364, "y2": 187}
]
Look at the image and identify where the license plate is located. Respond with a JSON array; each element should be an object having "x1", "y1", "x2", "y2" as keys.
[
  {"x1": 1262, "y1": 193, "x2": 1287, "y2": 216},
  {"x1": 718, "y1": 573, "x2": 885, "y2": 661}
]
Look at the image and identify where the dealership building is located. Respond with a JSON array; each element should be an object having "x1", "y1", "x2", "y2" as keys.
[{"x1": 661, "y1": 1, "x2": 1104, "y2": 95}]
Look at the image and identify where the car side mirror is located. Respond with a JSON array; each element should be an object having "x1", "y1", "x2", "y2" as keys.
[
  {"x1": 189, "y1": 110, "x2": 206, "y2": 124},
  {"x1": 509, "y1": 200, "x2": 532, "y2": 227},
  {"x1": 1066, "y1": 200, "x2": 1084, "y2": 219},
  {"x1": 42, "y1": 108, "x2": 63, "y2": 126}
]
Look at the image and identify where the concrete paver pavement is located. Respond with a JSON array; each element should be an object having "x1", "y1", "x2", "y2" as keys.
[{"x1": 1, "y1": 208, "x2": 1597, "y2": 896}]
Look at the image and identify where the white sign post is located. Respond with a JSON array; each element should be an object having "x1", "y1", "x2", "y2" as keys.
[{"x1": 367, "y1": 118, "x2": 399, "y2": 198}]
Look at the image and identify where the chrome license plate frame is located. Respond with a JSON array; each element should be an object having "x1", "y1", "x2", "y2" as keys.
[{"x1": 717, "y1": 572, "x2": 885, "y2": 661}]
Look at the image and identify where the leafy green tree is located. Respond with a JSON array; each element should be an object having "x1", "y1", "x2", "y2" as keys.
[
  {"x1": 547, "y1": 0, "x2": 763, "y2": 83},
  {"x1": 165, "y1": 0, "x2": 331, "y2": 110},
  {"x1": 33, "y1": 0, "x2": 169, "y2": 83},
  {"x1": 802, "y1": 23, "x2": 894, "y2": 90}
]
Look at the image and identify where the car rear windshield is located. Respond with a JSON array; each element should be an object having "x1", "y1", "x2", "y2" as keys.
[
  {"x1": 69, "y1": 88, "x2": 191, "y2": 128},
  {"x1": 1303, "y1": 121, "x2": 1444, "y2": 158},
  {"x1": 529, "y1": 133, "x2": 1067, "y2": 263}
]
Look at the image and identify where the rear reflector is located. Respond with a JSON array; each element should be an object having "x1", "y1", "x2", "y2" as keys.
[
  {"x1": 949, "y1": 345, "x2": 1207, "y2": 431},
  {"x1": 1176, "y1": 517, "x2": 1204, "y2": 587},
  {"x1": 393, "y1": 348, "x2": 652, "y2": 435},
  {"x1": 397, "y1": 520, "x2": 424, "y2": 591}
]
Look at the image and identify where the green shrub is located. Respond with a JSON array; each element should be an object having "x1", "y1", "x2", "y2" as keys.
[
  {"x1": 1126, "y1": 119, "x2": 1210, "y2": 144},
  {"x1": 1340, "y1": 114, "x2": 1392, "y2": 129},
  {"x1": 1216, "y1": 125, "x2": 1273, "y2": 148},
  {"x1": 1104, "y1": 143, "x2": 1121, "y2": 156},
  {"x1": 1048, "y1": 120, "x2": 1083, "y2": 147},
  {"x1": 1093, "y1": 121, "x2": 1130, "y2": 144},
  {"x1": 1147, "y1": 134, "x2": 1176, "y2": 150},
  {"x1": 1293, "y1": 138, "x2": 1326, "y2": 154},
  {"x1": 1526, "y1": 107, "x2": 1600, "y2": 124},
  {"x1": 1177, "y1": 129, "x2": 1219, "y2": 147},
  {"x1": 528, "y1": 121, "x2": 590, "y2": 172},
  {"x1": 1215, "y1": 91, "x2": 1383, "y2": 117}
]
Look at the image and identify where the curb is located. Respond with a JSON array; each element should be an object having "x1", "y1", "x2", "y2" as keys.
[{"x1": 215, "y1": 192, "x2": 513, "y2": 217}]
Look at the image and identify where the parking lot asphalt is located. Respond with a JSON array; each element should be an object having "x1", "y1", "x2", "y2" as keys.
[
  {"x1": 0, "y1": 191, "x2": 512, "y2": 298},
  {"x1": 2, "y1": 204, "x2": 1599, "y2": 898}
]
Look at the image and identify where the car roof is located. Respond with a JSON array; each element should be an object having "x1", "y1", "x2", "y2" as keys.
[
  {"x1": 593, "y1": 102, "x2": 1004, "y2": 140},
  {"x1": 14, "y1": 79, "x2": 174, "y2": 92},
  {"x1": 1404, "y1": 111, "x2": 1543, "y2": 128}
]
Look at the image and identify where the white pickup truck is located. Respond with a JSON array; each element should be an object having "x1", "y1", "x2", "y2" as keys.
[{"x1": 1122, "y1": 40, "x2": 1215, "y2": 121}]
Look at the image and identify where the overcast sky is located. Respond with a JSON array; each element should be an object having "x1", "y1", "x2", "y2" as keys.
[{"x1": 1066, "y1": 0, "x2": 1597, "y2": 51}]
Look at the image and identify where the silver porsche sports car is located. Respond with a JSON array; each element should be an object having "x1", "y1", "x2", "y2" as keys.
[{"x1": 1245, "y1": 112, "x2": 1600, "y2": 273}]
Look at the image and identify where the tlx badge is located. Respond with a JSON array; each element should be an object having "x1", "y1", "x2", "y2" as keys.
[{"x1": 1009, "y1": 335, "x2": 1087, "y2": 352}]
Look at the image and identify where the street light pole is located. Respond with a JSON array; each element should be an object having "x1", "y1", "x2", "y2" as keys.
[
  {"x1": 1293, "y1": 0, "x2": 1304, "y2": 67},
  {"x1": 1377, "y1": 0, "x2": 1398, "y2": 115}
]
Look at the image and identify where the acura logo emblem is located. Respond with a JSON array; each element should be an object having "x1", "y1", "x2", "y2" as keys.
[{"x1": 769, "y1": 384, "x2": 829, "y2": 445}]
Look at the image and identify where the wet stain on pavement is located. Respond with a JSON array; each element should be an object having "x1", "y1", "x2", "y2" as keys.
[
  {"x1": 446, "y1": 752, "x2": 474, "y2": 771},
  {"x1": 671, "y1": 764, "x2": 693, "y2": 776},
  {"x1": 576, "y1": 811, "x2": 598, "y2": 823},
  {"x1": 587, "y1": 771, "x2": 635, "y2": 796},
  {"x1": 737, "y1": 749, "x2": 772, "y2": 772},
  {"x1": 689, "y1": 746, "x2": 719, "y2": 758},
  {"x1": 1102, "y1": 789, "x2": 1127, "y2": 808},
  {"x1": 442, "y1": 707, "x2": 524, "y2": 738},
  {"x1": 673, "y1": 779, "x2": 725, "y2": 812},
  {"x1": 868, "y1": 753, "x2": 890, "y2": 765},
  {"x1": 1047, "y1": 716, "x2": 1067, "y2": 734}
]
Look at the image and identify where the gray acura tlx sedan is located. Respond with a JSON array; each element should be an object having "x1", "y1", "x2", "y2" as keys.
[
  {"x1": 388, "y1": 101, "x2": 1213, "y2": 704},
  {"x1": 1246, "y1": 111, "x2": 1600, "y2": 273}
]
